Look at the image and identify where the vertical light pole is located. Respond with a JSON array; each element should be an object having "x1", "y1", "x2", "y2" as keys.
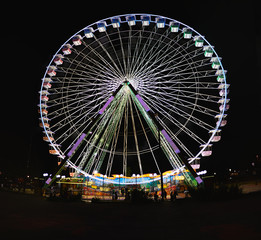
[
  {"x1": 115, "y1": 175, "x2": 119, "y2": 193},
  {"x1": 119, "y1": 174, "x2": 123, "y2": 196},
  {"x1": 155, "y1": 112, "x2": 164, "y2": 201},
  {"x1": 151, "y1": 173, "x2": 157, "y2": 192},
  {"x1": 93, "y1": 170, "x2": 97, "y2": 198},
  {"x1": 132, "y1": 174, "x2": 136, "y2": 189},
  {"x1": 153, "y1": 173, "x2": 157, "y2": 192},
  {"x1": 160, "y1": 172, "x2": 164, "y2": 201},
  {"x1": 86, "y1": 175, "x2": 89, "y2": 199},
  {"x1": 149, "y1": 174, "x2": 152, "y2": 192},
  {"x1": 102, "y1": 174, "x2": 104, "y2": 200}
]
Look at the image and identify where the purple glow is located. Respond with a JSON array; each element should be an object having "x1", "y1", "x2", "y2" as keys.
[
  {"x1": 67, "y1": 133, "x2": 86, "y2": 157},
  {"x1": 136, "y1": 94, "x2": 150, "y2": 111},
  {"x1": 99, "y1": 96, "x2": 114, "y2": 114},
  {"x1": 46, "y1": 177, "x2": 52, "y2": 185},
  {"x1": 161, "y1": 129, "x2": 180, "y2": 153},
  {"x1": 195, "y1": 176, "x2": 203, "y2": 184}
]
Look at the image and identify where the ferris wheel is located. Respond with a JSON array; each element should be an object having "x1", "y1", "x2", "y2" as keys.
[{"x1": 39, "y1": 14, "x2": 229, "y2": 186}]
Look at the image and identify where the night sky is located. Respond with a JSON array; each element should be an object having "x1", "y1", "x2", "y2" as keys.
[{"x1": 1, "y1": 1, "x2": 260, "y2": 177}]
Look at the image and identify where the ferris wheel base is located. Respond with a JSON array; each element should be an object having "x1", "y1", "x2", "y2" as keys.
[{"x1": 43, "y1": 166, "x2": 203, "y2": 192}]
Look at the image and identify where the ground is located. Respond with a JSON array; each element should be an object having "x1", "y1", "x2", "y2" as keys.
[{"x1": 1, "y1": 191, "x2": 261, "y2": 240}]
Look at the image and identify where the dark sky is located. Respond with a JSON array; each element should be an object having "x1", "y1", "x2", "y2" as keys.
[{"x1": 1, "y1": 1, "x2": 260, "y2": 177}]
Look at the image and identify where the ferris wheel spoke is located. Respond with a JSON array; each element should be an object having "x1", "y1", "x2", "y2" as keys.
[
  {"x1": 122, "y1": 97, "x2": 129, "y2": 176},
  {"x1": 48, "y1": 86, "x2": 107, "y2": 101},
  {"x1": 48, "y1": 97, "x2": 100, "y2": 123},
  {"x1": 59, "y1": 105, "x2": 108, "y2": 152},
  {"x1": 133, "y1": 27, "x2": 173, "y2": 75},
  {"x1": 49, "y1": 95, "x2": 108, "y2": 135},
  {"x1": 63, "y1": 92, "x2": 111, "y2": 119},
  {"x1": 57, "y1": 62, "x2": 117, "y2": 83},
  {"x1": 47, "y1": 86, "x2": 110, "y2": 105},
  {"x1": 116, "y1": 27, "x2": 128, "y2": 75},
  {"x1": 60, "y1": 58, "x2": 120, "y2": 83},
  {"x1": 92, "y1": 35, "x2": 124, "y2": 78},
  {"x1": 126, "y1": 26, "x2": 132, "y2": 77},
  {"x1": 156, "y1": 41, "x2": 203, "y2": 70},
  {"x1": 98, "y1": 96, "x2": 128, "y2": 173},
  {"x1": 132, "y1": 96, "x2": 161, "y2": 173},
  {"x1": 148, "y1": 53, "x2": 210, "y2": 78},
  {"x1": 129, "y1": 97, "x2": 143, "y2": 175},
  {"x1": 143, "y1": 57, "x2": 212, "y2": 81},
  {"x1": 55, "y1": 67, "x2": 96, "y2": 81},
  {"x1": 143, "y1": 96, "x2": 206, "y2": 144},
  {"x1": 135, "y1": 42, "x2": 186, "y2": 78},
  {"x1": 147, "y1": 86, "x2": 220, "y2": 104},
  {"x1": 51, "y1": 78, "x2": 115, "y2": 92},
  {"x1": 105, "y1": 108, "x2": 123, "y2": 176},
  {"x1": 78, "y1": 40, "x2": 122, "y2": 75},
  {"x1": 71, "y1": 42, "x2": 122, "y2": 80},
  {"x1": 51, "y1": 110, "x2": 90, "y2": 140},
  {"x1": 81, "y1": 91, "x2": 127, "y2": 173},
  {"x1": 143, "y1": 90, "x2": 215, "y2": 130},
  {"x1": 51, "y1": 82, "x2": 111, "y2": 90},
  {"x1": 93, "y1": 123, "x2": 116, "y2": 172},
  {"x1": 104, "y1": 31, "x2": 125, "y2": 76},
  {"x1": 61, "y1": 56, "x2": 107, "y2": 76},
  {"x1": 134, "y1": 34, "x2": 194, "y2": 77},
  {"x1": 48, "y1": 82, "x2": 105, "y2": 92},
  {"x1": 164, "y1": 36, "x2": 197, "y2": 62},
  {"x1": 48, "y1": 102, "x2": 89, "y2": 123},
  {"x1": 144, "y1": 87, "x2": 219, "y2": 120},
  {"x1": 129, "y1": 28, "x2": 144, "y2": 78},
  {"x1": 134, "y1": 25, "x2": 180, "y2": 71},
  {"x1": 52, "y1": 119, "x2": 89, "y2": 148},
  {"x1": 151, "y1": 68, "x2": 217, "y2": 84},
  {"x1": 74, "y1": 142, "x2": 90, "y2": 166},
  {"x1": 47, "y1": 93, "x2": 104, "y2": 114},
  {"x1": 148, "y1": 71, "x2": 217, "y2": 85},
  {"x1": 146, "y1": 81, "x2": 219, "y2": 92},
  {"x1": 57, "y1": 61, "x2": 104, "y2": 78},
  {"x1": 130, "y1": 25, "x2": 160, "y2": 75},
  {"x1": 144, "y1": 83, "x2": 219, "y2": 105},
  {"x1": 159, "y1": 120, "x2": 194, "y2": 158}
]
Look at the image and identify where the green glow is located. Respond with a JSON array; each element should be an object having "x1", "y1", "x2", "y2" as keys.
[
  {"x1": 127, "y1": 86, "x2": 197, "y2": 187},
  {"x1": 62, "y1": 83, "x2": 198, "y2": 188}
]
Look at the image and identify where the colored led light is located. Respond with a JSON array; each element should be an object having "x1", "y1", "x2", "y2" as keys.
[
  {"x1": 136, "y1": 94, "x2": 150, "y2": 111},
  {"x1": 67, "y1": 133, "x2": 86, "y2": 157},
  {"x1": 99, "y1": 96, "x2": 114, "y2": 114},
  {"x1": 161, "y1": 129, "x2": 180, "y2": 153}
]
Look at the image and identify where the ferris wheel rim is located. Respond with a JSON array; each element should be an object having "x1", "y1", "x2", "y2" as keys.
[{"x1": 39, "y1": 13, "x2": 228, "y2": 177}]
